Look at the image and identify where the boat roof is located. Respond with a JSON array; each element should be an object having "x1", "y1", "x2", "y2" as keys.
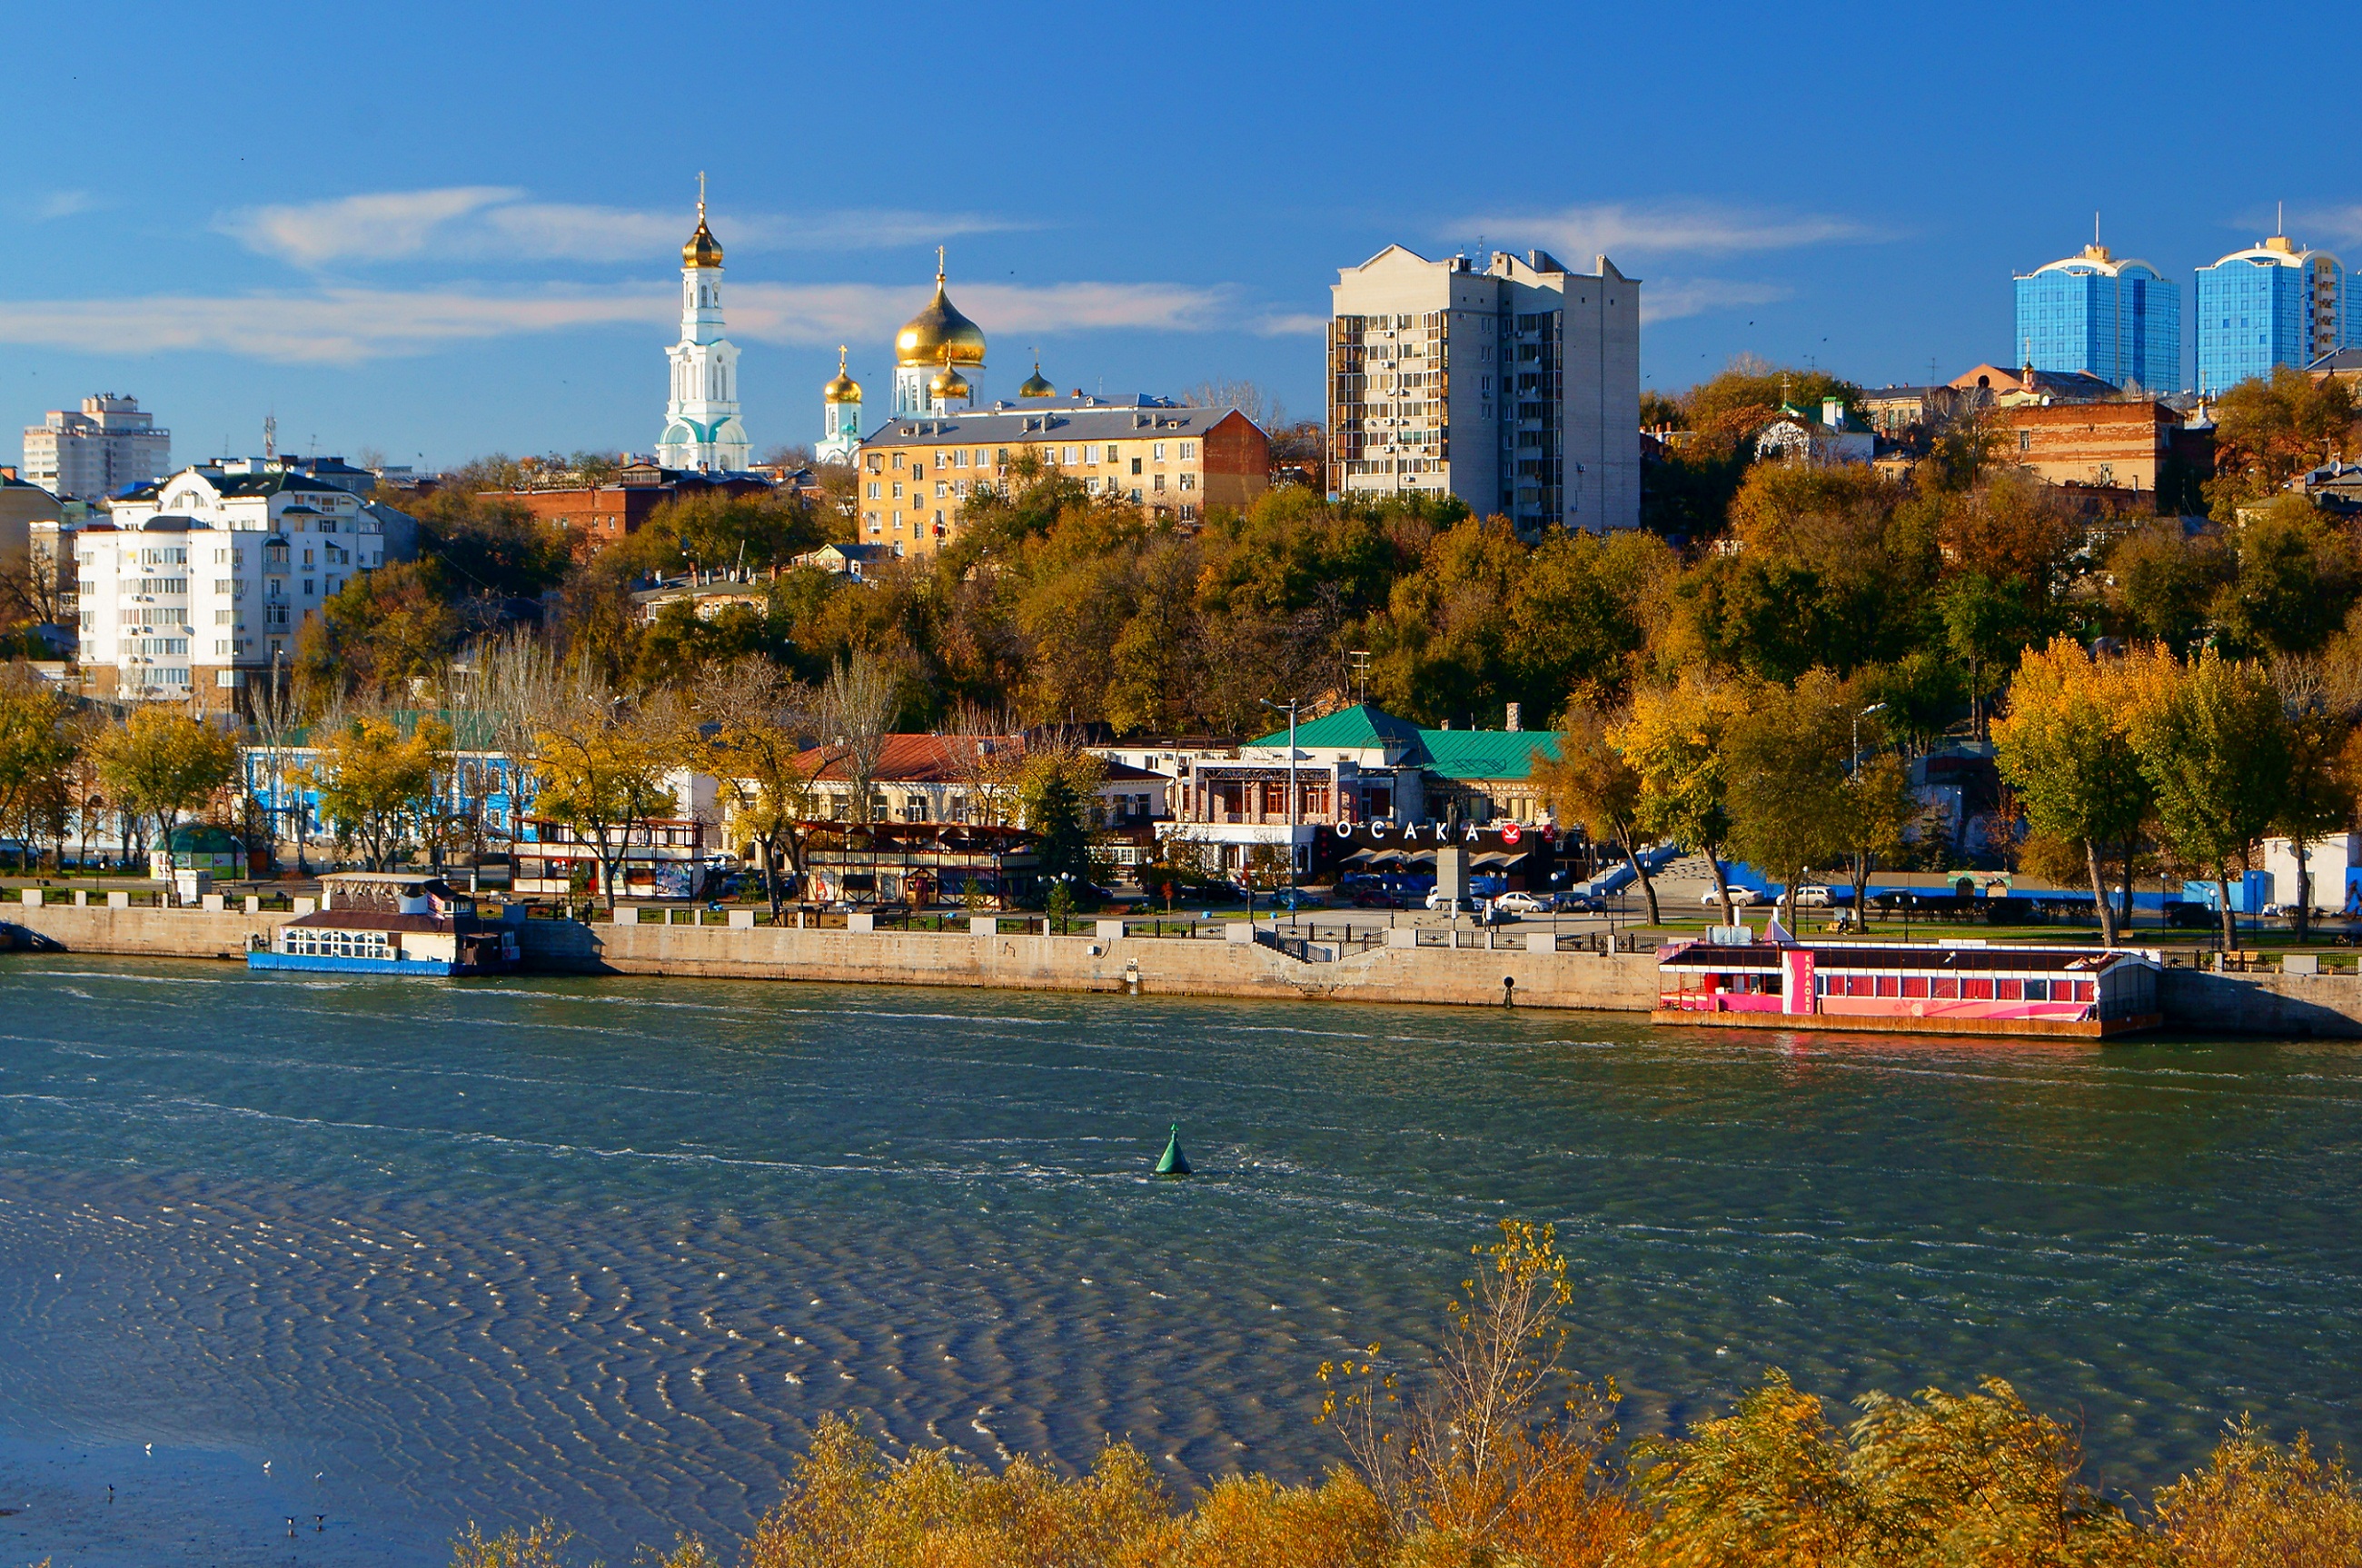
[
  {"x1": 287, "y1": 910, "x2": 457, "y2": 933},
  {"x1": 1660, "y1": 940, "x2": 2149, "y2": 973}
]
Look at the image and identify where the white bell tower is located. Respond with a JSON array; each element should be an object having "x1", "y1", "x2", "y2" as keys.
[{"x1": 656, "y1": 174, "x2": 750, "y2": 472}]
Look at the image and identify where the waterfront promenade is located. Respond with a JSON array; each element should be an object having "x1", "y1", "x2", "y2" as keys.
[{"x1": 10, "y1": 891, "x2": 2362, "y2": 1034}]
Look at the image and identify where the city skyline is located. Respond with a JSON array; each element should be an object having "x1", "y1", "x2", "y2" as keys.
[{"x1": 3, "y1": 3, "x2": 2355, "y2": 466}]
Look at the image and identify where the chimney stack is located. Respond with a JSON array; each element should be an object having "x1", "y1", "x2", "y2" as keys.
[{"x1": 1504, "y1": 701, "x2": 1522, "y2": 732}]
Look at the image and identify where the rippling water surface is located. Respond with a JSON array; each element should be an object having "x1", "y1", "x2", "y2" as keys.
[{"x1": 2, "y1": 958, "x2": 2357, "y2": 1563}]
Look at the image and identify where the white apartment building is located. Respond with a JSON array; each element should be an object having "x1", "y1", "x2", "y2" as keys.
[
  {"x1": 23, "y1": 394, "x2": 171, "y2": 501},
  {"x1": 74, "y1": 461, "x2": 392, "y2": 698},
  {"x1": 1329, "y1": 246, "x2": 1640, "y2": 533}
]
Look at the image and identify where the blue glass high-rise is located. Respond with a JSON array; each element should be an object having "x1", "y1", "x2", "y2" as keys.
[
  {"x1": 2195, "y1": 233, "x2": 2356, "y2": 395},
  {"x1": 2013, "y1": 243, "x2": 2180, "y2": 394}
]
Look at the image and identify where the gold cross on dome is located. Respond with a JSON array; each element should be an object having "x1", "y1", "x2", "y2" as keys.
[
  {"x1": 937, "y1": 243, "x2": 947, "y2": 280},
  {"x1": 698, "y1": 171, "x2": 707, "y2": 220}
]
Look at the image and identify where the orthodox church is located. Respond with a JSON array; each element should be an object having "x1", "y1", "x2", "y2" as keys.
[
  {"x1": 813, "y1": 250, "x2": 1061, "y2": 462},
  {"x1": 655, "y1": 180, "x2": 751, "y2": 472}
]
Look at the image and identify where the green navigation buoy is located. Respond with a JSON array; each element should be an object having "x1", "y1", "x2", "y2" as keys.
[{"x1": 1154, "y1": 1123, "x2": 1192, "y2": 1177}]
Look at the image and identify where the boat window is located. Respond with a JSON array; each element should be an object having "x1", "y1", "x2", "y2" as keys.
[
  {"x1": 1901, "y1": 976, "x2": 1929, "y2": 998},
  {"x1": 1997, "y1": 979, "x2": 2023, "y2": 1000},
  {"x1": 1931, "y1": 977, "x2": 1960, "y2": 999}
]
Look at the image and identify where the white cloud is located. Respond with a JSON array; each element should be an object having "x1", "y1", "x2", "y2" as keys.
[
  {"x1": 31, "y1": 190, "x2": 100, "y2": 222},
  {"x1": 219, "y1": 187, "x2": 527, "y2": 267},
  {"x1": 0, "y1": 285, "x2": 665, "y2": 364},
  {"x1": 217, "y1": 186, "x2": 1032, "y2": 268},
  {"x1": 0, "y1": 278, "x2": 1240, "y2": 364},
  {"x1": 1642, "y1": 280, "x2": 1791, "y2": 324},
  {"x1": 1448, "y1": 200, "x2": 1879, "y2": 263},
  {"x1": 1251, "y1": 312, "x2": 1330, "y2": 337},
  {"x1": 2290, "y1": 204, "x2": 2362, "y2": 248}
]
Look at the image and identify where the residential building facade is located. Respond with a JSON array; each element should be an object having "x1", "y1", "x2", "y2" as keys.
[
  {"x1": 22, "y1": 394, "x2": 170, "y2": 501},
  {"x1": 2196, "y1": 232, "x2": 2355, "y2": 395},
  {"x1": 2014, "y1": 242, "x2": 2180, "y2": 394},
  {"x1": 855, "y1": 398, "x2": 1269, "y2": 556},
  {"x1": 509, "y1": 460, "x2": 770, "y2": 557},
  {"x1": 74, "y1": 461, "x2": 401, "y2": 697},
  {"x1": 1328, "y1": 245, "x2": 1641, "y2": 533},
  {"x1": 1996, "y1": 401, "x2": 2182, "y2": 493}
]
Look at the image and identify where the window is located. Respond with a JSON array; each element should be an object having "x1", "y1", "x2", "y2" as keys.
[
  {"x1": 1104, "y1": 444, "x2": 1118, "y2": 463},
  {"x1": 1179, "y1": 503, "x2": 1197, "y2": 521},
  {"x1": 2018, "y1": 430, "x2": 2031, "y2": 452},
  {"x1": 1180, "y1": 442, "x2": 1196, "y2": 458},
  {"x1": 1178, "y1": 472, "x2": 1196, "y2": 491},
  {"x1": 1152, "y1": 473, "x2": 1166, "y2": 491},
  {"x1": 1130, "y1": 457, "x2": 1143, "y2": 475},
  {"x1": 891, "y1": 452, "x2": 904, "y2": 468},
  {"x1": 867, "y1": 481, "x2": 880, "y2": 499},
  {"x1": 891, "y1": 481, "x2": 904, "y2": 499},
  {"x1": 1153, "y1": 442, "x2": 1166, "y2": 461}
]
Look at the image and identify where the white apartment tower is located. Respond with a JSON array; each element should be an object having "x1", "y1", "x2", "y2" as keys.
[
  {"x1": 22, "y1": 394, "x2": 171, "y2": 501},
  {"x1": 655, "y1": 185, "x2": 751, "y2": 472},
  {"x1": 1329, "y1": 246, "x2": 1640, "y2": 532},
  {"x1": 74, "y1": 461, "x2": 392, "y2": 699}
]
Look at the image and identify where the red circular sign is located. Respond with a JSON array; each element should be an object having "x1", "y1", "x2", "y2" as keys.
[{"x1": 1500, "y1": 821, "x2": 1523, "y2": 845}]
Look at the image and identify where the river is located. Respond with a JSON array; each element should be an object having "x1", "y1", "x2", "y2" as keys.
[{"x1": 2, "y1": 958, "x2": 2355, "y2": 1563}]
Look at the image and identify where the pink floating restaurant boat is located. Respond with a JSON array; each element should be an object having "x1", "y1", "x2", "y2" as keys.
[{"x1": 1654, "y1": 928, "x2": 2162, "y2": 1038}]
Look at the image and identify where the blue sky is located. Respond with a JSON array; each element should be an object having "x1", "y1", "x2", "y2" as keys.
[{"x1": 0, "y1": 3, "x2": 2342, "y2": 471}]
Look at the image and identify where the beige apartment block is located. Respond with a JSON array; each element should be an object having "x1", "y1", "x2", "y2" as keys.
[
  {"x1": 854, "y1": 397, "x2": 1269, "y2": 558},
  {"x1": 1330, "y1": 245, "x2": 1641, "y2": 533}
]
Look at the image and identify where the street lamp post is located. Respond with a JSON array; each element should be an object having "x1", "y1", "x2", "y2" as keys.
[{"x1": 1260, "y1": 696, "x2": 1304, "y2": 928}]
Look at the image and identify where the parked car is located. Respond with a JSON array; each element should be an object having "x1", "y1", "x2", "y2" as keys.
[
  {"x1": 1701, "y1": 887, "x2": 1763, "y2": 907},
  {"x1": 1349, "y1": 887, "x2": 1408, "y2": 909},
  {"x1": 1425, "y1": 889, "x2": 1517, "y2": 918},
  {"x1": 1790, "y1": 885, "x2": 1834, "y2": 908},
  {"x1": 1268, "y1": 888, "x2": 1327, "y2": 911},
  {"x1": 1493, "y1": 891, "x2": 1557, "y2": 915}
]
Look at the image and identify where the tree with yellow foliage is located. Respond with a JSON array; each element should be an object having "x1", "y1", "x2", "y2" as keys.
[
  {"x1": 530, "y1": 693, "x2": 684, "y2": 912},
  {"x1": 92, "y1": 704, "x2": 240, "y2": 903},
  {"x1": 1992, "y1": 638, "x2": 2151, "y2": 947},
  {"x1": 1535, "y1": 700, "x2": 1660, "y2": 924},
  {"x1": 1616, "y1": 672, "x2": 1754, "y2": 921},
  {"x1": 299, "y1": 711, "x2": 452, "y2": 871}
]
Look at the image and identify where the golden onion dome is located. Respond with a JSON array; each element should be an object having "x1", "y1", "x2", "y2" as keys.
[
  {"x1": 1018, "y1": 359, "x2": 1056, "y2": 399},
  {"x1": 824, "y1": 345, "x2": 862, "y2": 404},
  {"x1": 928, "y1": 360, "x2": 972, "y2": 402},
  {"x1": 683, "y1": 215, "x2": 723, "y2": 269},
  {"x1": 896, "y1": 253, "x2": 987, "y2": 367}
]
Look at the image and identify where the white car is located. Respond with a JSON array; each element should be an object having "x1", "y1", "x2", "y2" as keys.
[
  {"x1": 1701, "y1": 887, "x2": 1762, "y2": 907},
  {"x1": 1493, "y1": 891, "x2": 1555, "y2": 915},
  {"x1": 1791, "y1": 885, "x2": 1835, "y2": 908}
]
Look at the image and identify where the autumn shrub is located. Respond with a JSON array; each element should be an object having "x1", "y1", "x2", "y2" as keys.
[{"x1": 2151, "y1": 1417, "x2": 2362, "y2": 1567}]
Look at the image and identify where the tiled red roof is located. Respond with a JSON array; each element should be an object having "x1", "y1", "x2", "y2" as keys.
[{"x1": 792, "y1": 734, "x2": 1015, "y2": 785}]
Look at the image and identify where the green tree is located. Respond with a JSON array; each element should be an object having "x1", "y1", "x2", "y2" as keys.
[
  {"x1": 1723, "y1": 670, "x2": 1852, "y2": 928},
  {"x1": 2210, "y1": 496, "x2": 2360, "y2": 658},
  {"x1": 1836, "y1": 750, "x2": 1919, "y2": 926},
  {"x1": 2107, "y1": 522, "x2": 2228, "y2": 654},
  {"x1": 2270, "y1": 657, "x2": 2362, "y2": 942},
  {"x1": 2203, "y1": 366, "x2": 2358, "y2": 522},
  {"x1": 299, "y1": 561, "x2": 463, "y2": 693},
  {"x1": 2126, "y1": 646, "x2": 2292, "y2": 950}
]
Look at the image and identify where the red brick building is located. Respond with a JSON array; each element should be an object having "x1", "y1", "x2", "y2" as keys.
[{"x1": 511, "y1": 461, "x2": 773, "y2": 556}]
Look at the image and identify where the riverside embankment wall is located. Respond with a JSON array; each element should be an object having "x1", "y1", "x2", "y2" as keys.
[{"x1": 12, "y1": 900, "x2": 2362, "y2": 1035}]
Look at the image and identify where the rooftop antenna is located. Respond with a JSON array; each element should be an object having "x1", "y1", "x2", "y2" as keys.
[
  {"x1": 2094, "y1": 209, "x2": 2101, "y2": 247},
  {"x1": 263, "y1": 412, "x2": 276, "y2": 461},
  {"x1": 2277, "y1": 199, "x2": 2285, "y2": 237}
]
